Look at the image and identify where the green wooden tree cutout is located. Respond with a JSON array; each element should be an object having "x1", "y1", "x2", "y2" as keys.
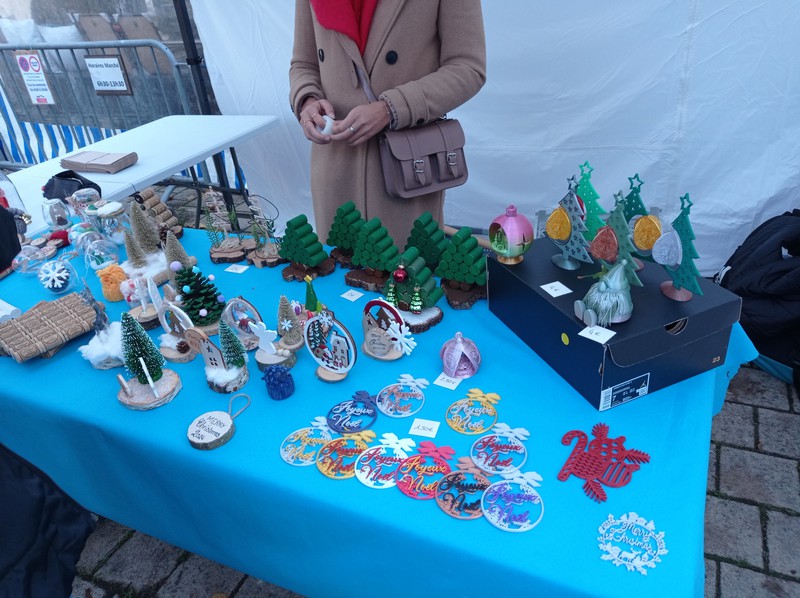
[
  {"x1": 576, "y1": 161, "x2": 606, "y2": 241},
  {"x1": 122, "y1": 311, "x2": 165, "y2": 384},
  {"x1": 327, "y1": 201, "x2": 365, "y2": 260},
  {"x1": 435, "y1": 227, "x2": 487, "y2": 288},
  {"x1": 405, "y1": 211, "x2": 449, "y2": 272},
  {"x1": 659, "y1": 193, "x2": 704, "y2": 297},
  {"x1": 352, "y1": 217, "x2": 399, "y2": 274},
  {"x1": 279, "y1": 214, "x2": 329, "y2": 268},
  {"x1": 623, "y1": 174, "x2": 648, "y2": 222}
]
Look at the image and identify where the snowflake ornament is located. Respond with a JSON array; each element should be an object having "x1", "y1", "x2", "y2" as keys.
[
  {"x1": 318, "y1": 310, "x2": 334, "y2": 328},
  {"x1": 387, "y1": 321, "x2": 416, "y2": 355},
  {"x1": 280, "y1": 318, "x2": 293, "y2": 332},
  {"x1": 37, "y1": 260, "x2": 73, "y2": 293}
]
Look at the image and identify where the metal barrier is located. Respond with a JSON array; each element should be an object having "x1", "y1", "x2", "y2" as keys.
[{"x1": 0, "y1": 39, "x2": 203, "y2": 170}]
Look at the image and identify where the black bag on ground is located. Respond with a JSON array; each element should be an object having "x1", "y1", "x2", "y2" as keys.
[
  {"x1": 42, "y1": 170, "x2": 101, "y2": 202},
  {"x1": 716, "y1": 209, "x2": 800, "y2": 390}
]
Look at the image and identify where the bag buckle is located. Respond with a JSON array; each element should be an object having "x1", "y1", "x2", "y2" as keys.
[
  {"x1": 414, "y1": 159, "x2": 425, "y2": 174},
  {"x1": 447, "y1": 152, "x2": 457, "y2": 166}
]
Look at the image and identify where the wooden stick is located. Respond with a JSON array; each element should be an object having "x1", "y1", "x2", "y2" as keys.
[{"x1": 443, "y1": 225, "x2": 492, "y2": 250}]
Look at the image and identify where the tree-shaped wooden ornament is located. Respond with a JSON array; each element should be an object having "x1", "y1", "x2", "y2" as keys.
[
  {"x1": 117, "y1": 312, "x2": 181, "y2": 409},
  {"x1": 652, "y1": 193, "x2": 704, "y2": 301},
  {"x1": 345, "y1": 216, "x2": 399, "y2": 291},
  {"x1": 173, "y1": 265, "x2": 225, "y2": 332},
  {"x1": 576, "y1": 161, "x2": 606, "y2": 241},
  {"x1": 546, "y1": 179, "x2": 594, "y2": 270},
  {"x1": 435, "y1": 226, "x2": 487, "y2": 309},
  {"x1": 384, "y1": 247, "x2": 444, "y2": 332},
  {"x1": 279, "y1": 214, "x2": 335, "y2": 281},
  {"x1": 185, "y1": 325, "x2": 249, "y2": 393},
  {"x1": 405, "y1": 211, "x2": 449, "y2": 272},
  {"x1": 623, "y1": 174, "x2": 662, "y2": 263},
  {"x1": 327, "y1": 201, "x2": 365, "y2": 268}
]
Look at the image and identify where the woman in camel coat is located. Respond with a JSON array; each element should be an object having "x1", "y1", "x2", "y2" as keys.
[{"x1": 290, "y1": 0, "x2": 486, "y2": 245}]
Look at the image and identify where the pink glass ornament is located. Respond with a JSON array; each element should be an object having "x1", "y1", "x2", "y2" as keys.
[{"x1": 489, "y1": 205, "x2": 534, "y2": 265}]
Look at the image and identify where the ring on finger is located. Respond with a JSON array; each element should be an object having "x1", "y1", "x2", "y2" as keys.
[{"x1": 349, "y1": 126, "x2": 357, "y2": 134}]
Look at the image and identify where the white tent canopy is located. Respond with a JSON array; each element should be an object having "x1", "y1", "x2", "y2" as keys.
[{"x1": 190, "y1": 0, "x2": 800, "y2": 275}]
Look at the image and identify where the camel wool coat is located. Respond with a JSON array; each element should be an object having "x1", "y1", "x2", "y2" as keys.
[{"x1": 290, "y1": 0, "x2": 487, "y2": 245}]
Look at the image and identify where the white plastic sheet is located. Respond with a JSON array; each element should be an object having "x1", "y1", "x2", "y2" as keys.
[{"x1": 190, "y1": 0, "x2": 800, "y2": 274}]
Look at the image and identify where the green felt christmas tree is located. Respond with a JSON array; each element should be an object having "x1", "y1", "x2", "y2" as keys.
[
  {"x1": 218, "y1": 320, "x2": 246, "y2": 368},
  {"x1": 405, "y1": 211, "x2": 449, "y2": 272},
  {"x1": 661, "y1": 194, "x2": 704, "y2": 296},
  {"x1": 435, "y1": 226, "x2": 487, "y2": 288},
  {"x1": 604, "y1": 192, "x2": 642, "y2": 287},
  {"x1": 327, "y1": 201, "x2": 364, "y2": 259},
  {"x1": 351, "y1": 217, "x2": 399, "y2": 274},
  {"x1": 121, "y1": 311, "x2": 165, "y2": 384},
  {"x1": 304, "y1": 275, "x2": 322, "y2": 312},
  {"x1": 279, "y1": 214, "x2": 328, "y2": 268},
  {"x1": 576, "y1": 161, "x2": 606, "y2": 241},
  {"x1": 384, "y1": 246, "x2": 443, "y2": 311},
  {"x1": 175, "y1": 265, "x2": 224, "y2": 326}
]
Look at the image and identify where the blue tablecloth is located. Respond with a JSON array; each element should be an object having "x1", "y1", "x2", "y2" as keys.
[{"x1": 0, "y1": 230, "x2": 757, "y2": 597}]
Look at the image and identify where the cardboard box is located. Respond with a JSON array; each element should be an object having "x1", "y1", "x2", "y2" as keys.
[{"x1": 487, "y1": 239, "x2": 741, "y2": 410}]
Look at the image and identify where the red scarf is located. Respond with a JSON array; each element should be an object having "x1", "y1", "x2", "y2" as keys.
[{"x1": 309, "y1": 0, "x2": 379, "y2": 55}]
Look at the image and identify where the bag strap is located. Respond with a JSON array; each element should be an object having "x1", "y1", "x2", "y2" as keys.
[{"x1": 356, "y1": 64, "x2": 378, "y2": 103}]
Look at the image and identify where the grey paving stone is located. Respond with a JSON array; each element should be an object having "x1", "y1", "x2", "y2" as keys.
[
  {"x1": 76, "y1": 518, "x2": 132, "y2": 576},
  {"x1": 766, "y1": 511, "x2": 800, "y2": 578},
  {"x1": 712, "y1": 401, "x2": 755, "y2": 448},
  {"x1": 719, "y1": 447, "x2": 800, "y2": 511},
  {"x1": 95, "y1": 531, "x2": 183, "y2": 593},
  {"x1": 71, "y1": 577, "x2": 108, "y2": 598},
  {"x1": 156, "y1": 553, "x2": 246, "y2": 597},
  {"x1": 705, "y1": 559, "x2": 718, "y2": 598},
  {"x1": 708, "y1": 444, "x2": 718, "y2": 491},
  {"x1": 719, "y1": 562, "x2": 800, "y2": 598},
  {"x1": 758, "y1": 409, "x2": 800, "y2": 459},
  {"x1": 236, "y1": 576, "x2": 305, "y2": 598},
  {"x1": 704, "y1": 496, "x2": 764, "y2": 567},
  {"x1": 727, "y1": 366, "x2": 790, "y2": 411}
]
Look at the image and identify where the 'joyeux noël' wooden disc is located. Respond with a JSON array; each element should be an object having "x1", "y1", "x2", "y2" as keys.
[
  {"x1": 435, "y1": 469, "x2": 492, "y2": 520},
  {"x1": 316, "y1": 435, "x2": 372, "y2": 480},
  {"x1": 445, "y1": 397, "x2": 498, "y2": 435},
  {"x1": 471, "y1": 432, "x2": 528, "y2": 475},
  {"x1": 280, "y1": 418, "x2": 337, "y2": 466},
  {"x1": 481, "y1": 478, "x2": 544, "y2": 533}
]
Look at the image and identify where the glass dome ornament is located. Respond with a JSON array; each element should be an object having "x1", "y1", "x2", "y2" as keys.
[
  {"x1": 11, "y1": 245, "x2": 46, "y2": 275},
  {"x1": 84, "y1": 238, "x2": 120, "y2": 271},
  {"x1": 42, "y1": 197, "x2": 71, "y2": 231},
  {"x1": 38, "y1": 259, "x2": 77, "y2": 294},
  {"x1": 96, "y1": 201, "x2": 130, "y2": 245},
  {"x1": 489, "y1": 205, "x2": 533, "y2": 265},
  {"x1": 440, "y1": 331, "x2": 481, "y2": 379}
]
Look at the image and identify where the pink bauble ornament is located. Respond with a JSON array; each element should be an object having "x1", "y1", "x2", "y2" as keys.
[
  {"x1": 217, "y1": 295, "x2": 225, "y2": 303},
  {"x1": 199, "y1": 308, "x2": 208, "y2": 317},
  {"x1": 440, "y1": 332, "x2": 481, "y2": 379},
  {"x1": 170, "y1": 261, "x2": 182, "y2": 272},
  {"x1": 489, "y1": 205, "x2": 534, "y2": 265},
  {"x1": 208, "y1": 274, "x2": 215, "y2": 281}
]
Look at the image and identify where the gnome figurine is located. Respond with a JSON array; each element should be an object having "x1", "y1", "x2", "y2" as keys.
[{"x1": 574, "y1": 260, "x2": 633, "y2": 327}]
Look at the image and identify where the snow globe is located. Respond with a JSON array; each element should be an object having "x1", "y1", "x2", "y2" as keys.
[
  {"x1": 42, "y1": 198, "x2": 71, "y2": 231},
  {"x1": 96, "y1": 201, "x2": 130, "y2": 245},
  {"x1": 85, "y1": 238, "x2": 120, "y2": 271},
  {"x1": 38, "y1": 259, "x2": 78, "y2": 294},
  {"x1": 489, "y1": 205, "x2": 533, "y2": 265}
]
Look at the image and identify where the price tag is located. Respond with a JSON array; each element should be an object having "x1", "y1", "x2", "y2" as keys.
[
  {"x1": 434, "y1": 372, "x2": 461, "y2": 390},
  {"x1": 224, "y1": 264, "x2": 249, "y2": 274},
  {"x1": 409, "y1": 418, "x2": 440, "y2": 438},
  {"x1": 579, "y1": 325, "x2": 616, "y2": 344},
  {"x1": 341, "y1": 289, "x2": 363, "y2": 301},
  {"x1": 540, "y1": 281, "x2": 572, "y2": 298}
]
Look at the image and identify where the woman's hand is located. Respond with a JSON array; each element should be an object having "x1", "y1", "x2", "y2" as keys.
[
  {"x1": 299, "y1": 97, "x2": 336, "y2": 144},
  {"x1": 329, "y1": 101, "x2": 390, "y2": 146}
]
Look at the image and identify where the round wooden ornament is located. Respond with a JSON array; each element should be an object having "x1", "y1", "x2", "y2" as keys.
[
  {"x1": 481, "y1": 471, "x2": 545, "y2": 532},
  {"x1": 187, "y1": 393, "x2": 251, "y2": 450}
]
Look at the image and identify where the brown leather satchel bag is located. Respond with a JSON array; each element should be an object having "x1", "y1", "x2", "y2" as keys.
[{"x1": 378, "y1": 119, "x2": 468, "y2": 199}]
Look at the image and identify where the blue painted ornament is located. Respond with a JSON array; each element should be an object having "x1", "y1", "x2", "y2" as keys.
[{"x1": 263, "y1": 365, "x2": 295, "y2": 400}]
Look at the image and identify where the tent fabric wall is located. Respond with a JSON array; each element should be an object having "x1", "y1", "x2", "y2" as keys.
[{"x1": 189, "y1": 0, "x2": 800, "y2": 274}]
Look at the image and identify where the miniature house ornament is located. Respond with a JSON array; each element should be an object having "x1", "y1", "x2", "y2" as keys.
[
  {"x1": 489, "y1": 205, "x2": 533, "y2": 265},
  {"x1": 440, "y1": 332, "x2": 481, "y2": 379},
  {"x1": 304, "y1": 309, "x2": 357, "y2": 383}
]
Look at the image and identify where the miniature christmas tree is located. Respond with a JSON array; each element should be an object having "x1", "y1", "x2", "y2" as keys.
[
  {"x1": 576, "y1": 161, "x2": 606, "y2": 241},
  {"x1": 548, "y1": 184, "x2": 593, "y2": 270},
  {"x1": 601, "y1": 192, "x2": 642, "y2": 286},
  {"x1": 277, "y1": 294, "x2": 304, "y2": 349},
  {"x1": 124, "y1": 230, "x2": 147, "y2": 268},
  {"x1": 218, "y1": 319, "x2": 246, "y2": 368},
  {"x1": 121, "y1": 311, "x2": 165, "y2": 384},
  {"x1": 435, "y1": 226, "x2": 487, "y2": 309},
  {"x1": 327, "y1": 201, "x2": 364, "y2": 266},
  {"x1": 164, "y1": 230, "x2": 193, "y2": 270},
  {"x1": 654, "y1": 193, "x2": 704, "y2": 299},
  {"x1": 623, "y1": 174, "x2": 648, "y2": 222},
  {"x1": 129, "y1": 202, "x2": 162, "y2": 254},
  {"x1": 304, "y1": 275, "x2": 323, "y2": 313},
  {"x1": 405, "y1": 211, "x2": 449, "y2": 272},
  {"x1": 174, "y1": 265, "x2": 225, "y2": 326},
  {"x1": 205, "y1": 210, "x2": 224, "y2": 249},
  {"x1": 346, "y1": 217, "x2": 400, "y2": 290},
  {"x1": 384, "y1": 246, "x2": 443, "y2": 312},
  {"x1": 279, "y1": 214, "x2": 334, "y2": 280}
]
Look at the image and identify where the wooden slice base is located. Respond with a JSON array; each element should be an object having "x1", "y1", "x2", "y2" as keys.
[
  {"x1": 441, "y1": 281, "x2": 487, "y2": 310},
  {"x1": 278, "y1": 336, "x2": 305, "y2": 353},
  {"x1": 281, "y1": 257, "x2": 336, "y2": 282},
  {"x1": 255, "y1": 349, "x2": 297, "y2": 371},
  {"x1": 160, "y1": 345, "x2": 197, "y2": 363},
  {"x1": 362, "y1": 343, "x2": 403, "y2": 361},
  {"x1": 330, "y1": 248, "x2": 357, "y2": 269},
  {"x1": 117, "y1": 369, "x2": 181, "y2": 410},
  {"x1": 207, "y1": 366, "x2": 249, "y2": 393},
  {"x1": 129, "y1": 305, "x2": 161, "y2": 330},
  {"x1": 344, "y1": 268, "x2": 389, "y2": 292},
  {"x1": 660, "y1": 281, "x2": 694, "y2": 302},
  {"x1": 210, "y1": 241, "x2": 247, "y2": 264},
  {"x1": 397, "y1": 306, "x2": 443, "y2": 333},
  {"x1": 316, "y1": 367, "x2": 348, "y2": 383}
]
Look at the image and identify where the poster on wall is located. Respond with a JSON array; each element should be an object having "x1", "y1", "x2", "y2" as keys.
[
  {"x1": 84, "y1": 55, "x2": 132, "y2": 96},
  {"x1": 14, "y1": 50, "x2": 54, "y2": 105}
]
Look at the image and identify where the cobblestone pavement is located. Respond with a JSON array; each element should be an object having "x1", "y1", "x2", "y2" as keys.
[
  {"x1": 71, "y1": 188, "x2": 800, "y2": 597},
  {"x1": 70, "y1": 368, "x2": 800, "y2": 598}
]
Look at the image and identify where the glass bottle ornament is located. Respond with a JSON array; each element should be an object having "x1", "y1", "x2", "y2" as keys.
[
  {"x1": 96, "y1": 201, "x2": 130, "y2": 245},
  {"x1": 42, "y1": 197, "x2": 71, "y2": 231},
  {"x1": 84, "y1": 238, "x2": 120, "y2": 271}
]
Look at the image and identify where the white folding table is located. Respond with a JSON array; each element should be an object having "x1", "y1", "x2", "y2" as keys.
[{"x1": 10, "y1": 114, "x2": 278, "y2": 233}]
